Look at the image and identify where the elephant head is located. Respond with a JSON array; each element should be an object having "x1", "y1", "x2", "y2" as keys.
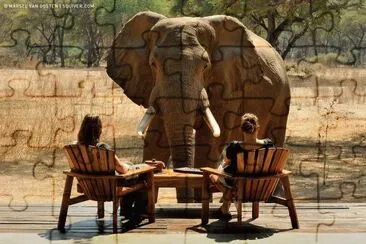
[{"x1": 106, "y1": 11, "x2": 289, "y2": 169}]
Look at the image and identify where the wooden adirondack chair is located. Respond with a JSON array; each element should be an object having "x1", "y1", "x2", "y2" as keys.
[
  {"x1": 201, "y1": 147, "x2": 299, "y2": 229},
  {"x1": 58, "y1": 144, "x2": 156, "y2": 233}
]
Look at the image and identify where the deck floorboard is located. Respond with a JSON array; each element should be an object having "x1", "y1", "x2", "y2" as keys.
[{"x1": 0, "y1": 203, "x2": 365, "y2": 234}]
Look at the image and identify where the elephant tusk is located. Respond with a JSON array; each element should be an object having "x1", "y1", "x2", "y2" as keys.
[
  {"x1": 137, "y1": 106, "x2": 156, "y2": 137},
  {"x1": 203, "y1": 108, "x2": 221, "y2": 137}
]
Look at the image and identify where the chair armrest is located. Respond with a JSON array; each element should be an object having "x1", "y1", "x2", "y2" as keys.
[
  {"x1": 199, "y1": 168, "x2": 293, "y2": 180},
  {"x1": 63, "y1": 166, "x2": 155, "y2": 179},
  {"x1": 117, "y1": 166, "x2": 155, "y2": 178},
  {"x1": 200, "y1": 167, "x2": 233, "y2": 178},
  {"x1": 63, "y1": 171, "x2": 116, "y2": 179}
]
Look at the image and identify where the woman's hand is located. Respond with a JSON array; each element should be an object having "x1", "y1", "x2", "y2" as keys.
[
  {"x1": 145, "y1": 160, "x2": 166, "y2": 171},
  {"x1": 209, "y1": 174, "x2": 219, "y2": 183},
  {"x1": 156, "y1": 161, "x2": 166, "y2": 169}
]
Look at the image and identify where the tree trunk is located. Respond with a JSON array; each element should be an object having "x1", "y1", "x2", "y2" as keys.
[
  {"x1": 267, "y1": 9, "x2": 277, "y2": 46},
  {"x1": 58, "y1": 27, "x2": 65, "y2": 67}
]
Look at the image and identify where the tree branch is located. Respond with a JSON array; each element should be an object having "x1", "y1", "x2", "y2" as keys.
[
  {"x1": 281, "y1": 24, "x2": 309, "y2": 59},
  {"x1": 250, "y1": 14, "x2": 267, "y2": 31}
]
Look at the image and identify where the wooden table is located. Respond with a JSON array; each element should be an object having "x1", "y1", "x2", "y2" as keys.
[{"x1": 153, "y1": 169, "x2": 203, "y2": 202}]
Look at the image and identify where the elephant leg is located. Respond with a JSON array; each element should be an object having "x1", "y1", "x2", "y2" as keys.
[
  {"x1": 194, "y1": 124, "x2": 221, "y2": 169},
  {"x1": 143, "y1": 116, "x2": 170, "y2": 162},
  {"x1": 264, "y1": 113, "x2": 288, "y2": 147},
  {"x1": 263, "y1": 113, "x2": 289, "y2": 197},
  {"x1": 194, "y1": 100, "x2": 241, "y2": 169},
  {"x1": 194, "y1": 125, "x2": 219, "y2": 202},
  {"x1": 194, "y1": 117, "x2": 233, "y2": 202},
  {"x1": 266, "y1": 85, "x2": 291, "y2": 147}
]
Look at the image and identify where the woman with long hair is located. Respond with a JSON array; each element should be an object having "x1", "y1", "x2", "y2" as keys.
[{"x1": 76, "y1": 114, "x2": 164, "y2": 226}]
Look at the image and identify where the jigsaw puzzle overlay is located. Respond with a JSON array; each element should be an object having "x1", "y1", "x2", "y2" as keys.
[{"x1": 0, "y1": 0, "x2": 366, "y2": 239}]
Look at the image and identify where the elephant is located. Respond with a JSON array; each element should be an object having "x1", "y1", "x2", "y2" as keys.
[{"x1": 106, "y1": 11, "x2": 290, "y2": 202}]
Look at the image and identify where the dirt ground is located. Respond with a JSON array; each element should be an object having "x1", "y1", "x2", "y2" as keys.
[{"x1": 0, "y1": 66, "x2": 366, "y2": 206}]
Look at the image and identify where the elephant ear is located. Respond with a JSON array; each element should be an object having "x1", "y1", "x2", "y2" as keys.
[
  {"x1": 203, "y1": 15, "x2": 272, "y2": 92},
  {"x1": 106, "y1": 11, "x2": 166, "y2": 107}
]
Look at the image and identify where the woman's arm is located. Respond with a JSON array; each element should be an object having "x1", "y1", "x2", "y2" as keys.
[{"x1": 114, "y1": 155, "x2": 129, "y2": 174}]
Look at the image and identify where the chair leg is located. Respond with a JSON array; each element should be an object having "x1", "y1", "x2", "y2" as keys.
[
  {"x1": 97, "y1": 201, "x2": 104, "y2": 219},
  {"x1": 281, "y1": 175, "x2": 299, "y2": 229},
  {"x1": 112, "y1": 197, "x2": 120, "y2": 233},
  {"x1": 236, "y1": 180, "x2": 244, "y2": 224},
  {"x1": 252, "y1": 202, "x2": 259, "y2": 219},
  {"x1": 201, "y1": 172, "x2": 210, "y2": 225},
  {"x1": 97, "y1": 201, "x2": 105, "y2": 232},
  {"x1": 154, "y1": 186, "x2": 159, "y2": 204},
  {"x1": 58, "y1": 175, "x2": 74, "y2": 232},
  {"x1": 147, "y1": 171, "x2": 156, "y2": 223}
]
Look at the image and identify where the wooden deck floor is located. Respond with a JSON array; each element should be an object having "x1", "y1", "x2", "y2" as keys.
[{"x1": 1, "y1": 202, "x2": 365, "y2": 235}]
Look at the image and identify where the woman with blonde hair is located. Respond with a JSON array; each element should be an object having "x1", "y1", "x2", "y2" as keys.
[{"x1": 210, "y1": 113, "x2": 274, "y2": 220}]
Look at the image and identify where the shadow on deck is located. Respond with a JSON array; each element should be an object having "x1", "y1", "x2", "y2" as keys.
[{"x1": 1, "y1": 202, "x2": 366, "y2": 243}]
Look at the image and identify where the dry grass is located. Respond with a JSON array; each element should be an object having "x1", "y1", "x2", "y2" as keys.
[{"x1": 0, "y1": 66, "x2": 365, "y2": 205}]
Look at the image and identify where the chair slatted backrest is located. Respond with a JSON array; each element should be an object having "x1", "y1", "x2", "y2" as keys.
[
  {"x1": 235, "y1": 147, "x2": 289, "y2": 202},
  {"x1": 63, "y1": 144, "x2": 116, "y2": 201}
]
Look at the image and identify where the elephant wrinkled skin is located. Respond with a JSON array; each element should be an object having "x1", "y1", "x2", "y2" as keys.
[{"x1": 106, "y1": 11, "x2": 290, "y2": 202}]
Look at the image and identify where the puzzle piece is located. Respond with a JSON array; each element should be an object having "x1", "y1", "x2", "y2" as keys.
[
  {"x1": 0, "y1": 77, "x2": 74, "y2": 148},
  {"x1": 0, "y1": 130, "x2": 61, "y2": 211},
  {"x1": 1, "y1": 0, "x2": 366, "y2": 240}
]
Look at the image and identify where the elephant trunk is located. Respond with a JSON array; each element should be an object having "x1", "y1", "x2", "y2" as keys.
[{"x1": 164, "y1": 120, "x2": 195, "y2": 168}]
